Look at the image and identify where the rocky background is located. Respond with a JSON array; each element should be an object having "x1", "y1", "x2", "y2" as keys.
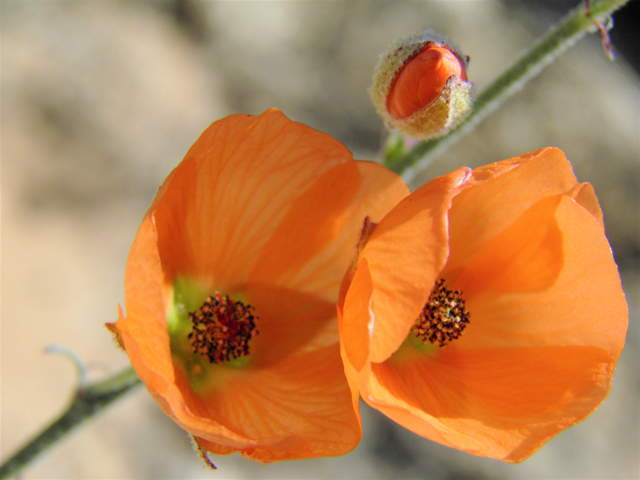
[{"x1": 2, "y1": 1, "x2": 639, "y2": 479}]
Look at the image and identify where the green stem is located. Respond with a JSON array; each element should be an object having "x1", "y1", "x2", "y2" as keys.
[
  {"x1": 384, "y1": 0, "x2": 631, "y2": 181},
  {"x1": 0, "y1": 367, "x2": 142, "y2": 480}
]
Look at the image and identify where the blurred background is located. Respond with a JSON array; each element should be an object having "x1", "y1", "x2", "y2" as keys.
[{"x1": 2, "y1": 1, "x2": 638, "y2": 479}]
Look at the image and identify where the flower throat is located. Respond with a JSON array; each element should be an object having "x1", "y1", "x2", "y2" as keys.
[
  {"x1": 188, "y1": 293, "x2": 258, "y2": 364},
  {"x1": 413, "y1": 279, "x2": 469, "y2": 347}
]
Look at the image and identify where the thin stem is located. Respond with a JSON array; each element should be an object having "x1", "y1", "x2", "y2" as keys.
[
  {"x1": 384, "y1": 0, "x2": 630, "y2": 181},
  {"x1": 0, "y1": 367, "x2": 142, "y2": 480}
]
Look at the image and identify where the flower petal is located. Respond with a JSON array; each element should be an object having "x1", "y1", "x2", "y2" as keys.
[
  {"x1": 565, "y1": 182, "x2": 604, "y2": 229},
  {"x1": 341, "y1": 257, "x2": 374, "y2": 373},
  {"x1": 117, "y1": 214, "x2": 174, "y2": 394},
  {"x1": 179, "y1": 344, "x2": 361, "y2": 462},
  {"x1": 117, "y1": 214, "x2": 252, "y2": 446},
  {"x1": 454, "y1": 195, "x2": 627, "y2": 356},
  {"x1": 249, "y1": 161, "x2": 409, "y2": 302},
  {"x1": 368, "y1": 344, "x2": 615, "y2": 462},
  {"x1": 243, "y1": 283, "x2": 337, "y2": 366},
  {"x1": 153, "y1": 109, "x2": 355, "y2": 290},
  {"x1": 453, "y1": 195, "x2": 564, "y2": 298},
  {"x1": 443, "y1": 148, "x2": 578, "y2": 282},
  {"x1": 361, "y1": 167, "x2": 470, "y2": 362}
]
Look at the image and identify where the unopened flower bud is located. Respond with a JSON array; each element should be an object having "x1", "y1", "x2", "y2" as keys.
[{"x1": 370, "y1": 30, "x2": 473, "y2": 140}]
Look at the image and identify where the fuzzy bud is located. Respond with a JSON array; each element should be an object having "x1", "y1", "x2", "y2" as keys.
[{"x1": 370, "y1": 30, "x2": 472, "y2": 140}]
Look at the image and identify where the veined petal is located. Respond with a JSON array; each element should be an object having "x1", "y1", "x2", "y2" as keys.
[
  {"x1": 368, "y1": 345, "x2": 615, "y2": 462},
  {"x1": 118, "y1": 214, "x2": 174, "y2": 393},
  {"x1": 443, "y1": 148, "x2": 578, "y2": 282},
  {"x1": 153, "y1": 109, "x2": 354, "y2": 290},
  {"x1": 242, "y1": 283, "x2": 337, "y2": 366},
  {"x1": 454, "y1": 195, "x2": 627, "y2": 357},
  {"x1": 453, "y1": 195, "x2": 565, "y2": 299},
  {"x1": 341, "y1": 257, "x2": 374, "y2": 373},
  {"x1": 249, "y1": 161, "x2": 409, "y2": 302},
  {"x1": 361, "y1": 167, "x2": 470, "y2": 362},
  {"x1": 179, "y1": 344, "x2": 361, "y2": 463}
]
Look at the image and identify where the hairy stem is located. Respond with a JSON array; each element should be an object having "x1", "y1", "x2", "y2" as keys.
[
  {"x1": 384, "y1": 0, "x2": 630, "y2": 181},
  {"x1": 0, "y1": 367, "x2": 141, "y2": 480}
]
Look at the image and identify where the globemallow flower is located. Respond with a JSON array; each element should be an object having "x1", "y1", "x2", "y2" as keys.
[
  {"x1": 338, "y1": 147, "x2": 628, "y2": 462},
  {"x1": 109, "y1": 109, "x2": 410, "y2": 464}
]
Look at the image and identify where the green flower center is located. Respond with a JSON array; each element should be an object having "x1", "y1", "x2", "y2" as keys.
[
  {"x1": 167, "y1": 277, "x2": 258, "y2": 391},
  {"x1": 412, "y1": 279, "x2": 469, "y2": 347}
]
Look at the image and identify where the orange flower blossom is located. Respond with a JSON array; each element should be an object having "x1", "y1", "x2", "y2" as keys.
[
  {"x1": 109, "y1": 109, "x2": 410, "y2": 463},
  {"x1": 338, "y1": 147, "x2": 628, "y2": 462}
]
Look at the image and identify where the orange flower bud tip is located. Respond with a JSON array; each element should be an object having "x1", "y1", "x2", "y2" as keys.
[
  {"x1": 387, "y1": 46, "x2": 468, "y2": 120},
  {"x1": 370, "y1": 29, "x2": 473, "y2": 139}
]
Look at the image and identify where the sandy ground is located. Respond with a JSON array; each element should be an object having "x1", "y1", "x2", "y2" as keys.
[{"x1": 2, "y1": 1, "x2": 639, "y2": 479}]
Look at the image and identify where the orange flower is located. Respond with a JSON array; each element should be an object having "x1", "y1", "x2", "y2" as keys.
[
  {"x1": 110, "y1": 109, "x2": 409, "y2": 463},
  {"x1": 338, "y1": 147, "x2": 628, "y2": 462}
]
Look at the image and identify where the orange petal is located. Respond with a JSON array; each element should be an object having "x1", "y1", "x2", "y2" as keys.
[
  {"x1": 565, "y1": 182, "x2": 604, "y2": 229},
  {"x1": 117, "y1": 214, "x2": 174, "y2": 394},
  {"x1": 179, "y1": 344, "x2": 361, "y2": 462},
  {"x1": 248, "y1": 161, "x2": 361, "y2": 294},
  {"x1": 453, "y1": 195, "x2": 564, "y2": 298},
  {"x1": 361, "y1": 167, "x2": 471, "y2": 362},
  {"x1": 443, "y1": 147, "x2": 579, "y2": 282},
  {"x1": 153, "y1": 109, "x2": 355, "y2": 289},
  {"x1": 244, "y1": 160, "x2": 407, "y2": 364},
  {"x1": 243, "y1": 283, "x2": 337, "y2": 366},
  {"x1": 368, "y1": 345, "x2": 615, "y2": 462},
  {"x1": 341, "y1": 257, "x2": 374, "y2": 372},
  {"x1": 249, "y1": 161, "x2": 409, "y2": 301},
  {"x1": 453, "y1": 195, "x2": 627, "y2": 357}
]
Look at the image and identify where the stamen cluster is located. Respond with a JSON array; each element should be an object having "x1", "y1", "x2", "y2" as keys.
[
  {"x1": 412, "y1": 279, "x2": 469, "y2": 347},
  {"x1": 188, "y1": 293, "x2": 258, "y2": 363}
]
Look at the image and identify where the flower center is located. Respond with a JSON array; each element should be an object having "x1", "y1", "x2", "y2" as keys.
[
  {"x1": 412, "y1": 279, "x2": 469, "y2": 347},
  {"x1": 188, "y1": 293, "x2": 258, "y2": 364}
]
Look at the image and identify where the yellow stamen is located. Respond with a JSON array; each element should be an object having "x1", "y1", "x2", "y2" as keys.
[
  {"x1": 413, "y1": 279, "x2": 469, "y2": 347},
  {"x1": 188, "y1": 293, "x2": 258, "y2": 363}
]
